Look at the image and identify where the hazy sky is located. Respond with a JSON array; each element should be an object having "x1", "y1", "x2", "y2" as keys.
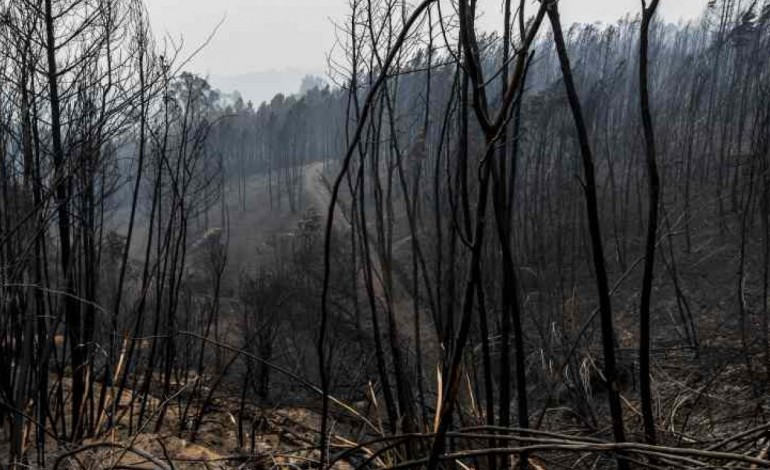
[
  {"x1": 146, "y1": 0, "x2": 707, "y2": 103},
  {"x1": 146, "y1": 0, "x2": 706, "y2": 101}
]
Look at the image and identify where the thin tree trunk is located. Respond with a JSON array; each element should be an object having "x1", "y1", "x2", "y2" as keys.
[
  {"x1": 546, "y1": 5, "x2": 628, "y2": 468},
  {"x1": 638, "y1": 0, "x2": 661, "y2": 446}
]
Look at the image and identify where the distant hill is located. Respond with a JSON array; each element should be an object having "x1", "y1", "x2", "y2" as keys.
[{"x1": 209, "y1": 68, "x2": 325, "y2": 106}]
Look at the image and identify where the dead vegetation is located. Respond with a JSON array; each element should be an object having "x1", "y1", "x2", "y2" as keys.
[{"x1": 3, "y1": 0, "x2": 770, "y2": 469}]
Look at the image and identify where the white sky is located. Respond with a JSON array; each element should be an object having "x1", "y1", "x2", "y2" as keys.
[{"x1": 146, "y1": 0, "x2": 706, "y2": 79}]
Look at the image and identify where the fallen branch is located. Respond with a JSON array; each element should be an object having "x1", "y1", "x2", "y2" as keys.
[{"x1": 53, "y1": 442, "x2": 172, "y2": 470}]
